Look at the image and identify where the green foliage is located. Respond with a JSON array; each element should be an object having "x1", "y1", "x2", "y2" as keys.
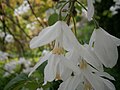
[
  {"x1": 48, "y1": 13, "x2": 59, "y2": 26},
  {"x1": 4, "y1": 73, "x2": 30, "y2": 90}
]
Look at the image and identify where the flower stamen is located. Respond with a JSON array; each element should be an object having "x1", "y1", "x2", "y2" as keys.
[
  {"x1": 79, "y1": 60, "x2": 87, "y2": 69},
  {"x1": 52, "y1": 47, "x2": 64, "y2": 55}
]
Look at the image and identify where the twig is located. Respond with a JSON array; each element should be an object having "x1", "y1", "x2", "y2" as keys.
[{"x1": 26, "y1": 0, "x2": 44, "y2": 28}]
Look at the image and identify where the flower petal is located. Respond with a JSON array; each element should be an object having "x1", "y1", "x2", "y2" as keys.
[
  {"x1": 58, "y1": 75, "x2": 81, "y2": 90},
  {"x1": 94, "y1": 28, "x2": 118, "y2": 67},
  {"x1": 96, "y1": 71, "x2": 115, "y2": 81},
  {"x1": 30, "y1": 21, "x2": 61, "y2": 48},
  {"x1": 102, "y1": 27, "x2": 120, "y2": 46},
  {"x1": 83, "y1": 69, "x2": 105, "y2": 90},
  {"x1": 61, "y1": 21, "x2": 80, "y2": 51},
  {"x1": 102, "y1": 78, "x2": 115, "y2": 90},
  {"x1": 60, "y1": 63, "x2": 72, "y2": 81},
  {"x1": 28, "y1": 52, "x2": 52, "y2": 77},
  {"x1": 87, "y1": 0, "x2": 94, "y2": 21},
  {"x1": 60, "y1": 55, "x2": 80, "y2": 75},
  {"x1": 44, "y1": 54, "x2": 60, "y2": 82},
  {"x1": 84, "y1": 44, "x2": 103, "y2": 71}
]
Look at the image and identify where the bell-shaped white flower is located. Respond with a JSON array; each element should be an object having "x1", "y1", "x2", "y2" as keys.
[
  {"x1": 66, "y1": 44, "x2": 103, "y2": 72},
  {"x1": 29, "y1": 21, "x2": 81, "y2": 82},
  {"x1": 58, "y1": 59, "x2": 115, "y2": 90},
  {"x1": 87, "y1": 0, "x2": 94, "y2": 21},
  {"x1": 29, "y1": 42, "x2": 80, "y2": 82},
  {"x1": 89, "y1": 27, "x2": 120, "y2": 68},
  {"x1": 30, "y1": 21, "x2": 79, "y2": 51}
]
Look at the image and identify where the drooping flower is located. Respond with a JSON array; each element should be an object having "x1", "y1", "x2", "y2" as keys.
[
  {"x1": 30, "y1": 21, "x2": 79, "y2": 51},
  {"x1": 58, "y1": 58, "x2": 115, "y2": 90},
  {"x1": 29, "y1": 21, "x2": 80, "y2": 82},
  {"x1": 89, "y1": 27, "x2": 120, "y2": 68},
  {"x1": 5, "y1": 34, "x2": 14, "y2": 43}
]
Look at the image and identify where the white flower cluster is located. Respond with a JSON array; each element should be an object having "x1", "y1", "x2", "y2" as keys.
[
  {"x1": 0, "y1": 31, "x2": 14, "y2": 43},
  {"x1": 4, "y1": 57, "x2": 32, "y2": 77},
  {"x1": 29, "y1": 1, "x2": 120, "y2": 90},
  {"x1": 0, "y1": 51, "x2": 9, "y2": 61},
  {"x1": 14, "y1": 0, "x2": 30, "y2": 16}
]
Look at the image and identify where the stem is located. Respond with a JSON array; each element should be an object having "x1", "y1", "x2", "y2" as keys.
[
  {"x1": 27, "y1": 0, "x2": 44, "y2": 28},
  {"x1": 59, "y1": 1, "x2": 70, "y2": 20},
  {"x1": 72, "y1": 17, "x2": 77, "y2": 37},
  {"x1": 76, "y1": 1, "x2": 87, "y2": 11},
  {"x1": 66, "y1": 0, "x2": 76, "y2": 25}
]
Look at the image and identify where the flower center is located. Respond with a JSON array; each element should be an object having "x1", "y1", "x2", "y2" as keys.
[
  {"x1": 79, "y1": 60, "x2": 87, "y2": 69},
  {"x1": 52, "y1": 47, "x2": 64, "y2": 55},
  {"x1": 55, "y1": 74, "x2": 61, "y2": 80},
  {"x1": 84, "y1": 81, "x2": 92, "y2": 90}
]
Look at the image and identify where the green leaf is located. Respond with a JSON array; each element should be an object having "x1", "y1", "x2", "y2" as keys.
[
  {"x1": 48, "y1": 13, "x2": 58, "y2": 26},
  {"x1": 4, "y1": 73, "x2": 29, "y2": 90}
]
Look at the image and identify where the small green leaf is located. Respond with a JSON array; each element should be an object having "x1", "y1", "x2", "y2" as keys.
[{"x1": 48, "y1": 13, "x2": 58, "y2": 26}]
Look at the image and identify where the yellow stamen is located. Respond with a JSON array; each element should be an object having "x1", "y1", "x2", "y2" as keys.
[
  {"x1": 80, "y1": 60, "x2": 87, "y2": 69},
  {"x1": 55, "y1": 74, "x2": 61, "y2": 80},
  {"x1": 84, "y1": 82, "x2": 92, "y2": 90},
  {"x1": 52, "y1": 47, "x2": 64, "y2": 55}
]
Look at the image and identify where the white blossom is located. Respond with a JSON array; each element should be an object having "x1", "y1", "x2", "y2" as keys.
[
  {"x1": 14, "y1": 0, "x2": 30, "y2": 16},
  {"x1": 29, "y1": 21, "x2": 81, "y2": 82},
  {"x1": 5, "y1": 34, "x2": 14, "y2": 43},
  {"x1": 89, "y1": 27, "x2": 120, "y2": 68},
  {"x1": 0, "y1": 51, "x2": 9, "y2": 61}
]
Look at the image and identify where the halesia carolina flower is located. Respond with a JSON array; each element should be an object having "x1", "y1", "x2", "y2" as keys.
[
  {"x1": 58, "y1": 59, "x2": 115, "y2": 90},
  {"x1": 29, "y1": 21, "x2": 80, "y2": 82},
  {"x1": 89, "y1": 27, "x2": 120, "y2": 68},
  {"x1": 87, "y1": 0, "x2": 94, "y2": 21}
]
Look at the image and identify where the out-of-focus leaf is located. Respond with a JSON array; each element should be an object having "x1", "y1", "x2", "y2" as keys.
[
  {"x1": 4, "y1": 73, "x2": 29, "y2": 90},
  {"x1": 48, "y1": 13, "x2": 58, "y2": 26}
]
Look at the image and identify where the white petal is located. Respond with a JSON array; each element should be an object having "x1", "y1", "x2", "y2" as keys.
[
  {"x1": 102, "y1": 27, "x2": 120, "y2": 46},
  {"x1": 102, "y1": 78, "x2": 115, "y2": 90},
  {"x1": 28, "y1": 52, "x2": 52, "y2": 77},
  {"x1": 89, "y1": 29, "x2": 96, "y2": 48},
  {"x1": 83, "y1": 69, "x2": 105, "y2": 90},
  {"x1": 87, "y1": 0, "x2": 94, "y2": 21},
  {"x1": 94, "y1": 28, "x2": 118, "y2": 67},
  {"x1": 61, "y1": 21, "x2": 80, "y2": 51},
  {"x1": 60, "y1": 55, "x2": 80, "y2": 75},
  {"x1": 66, "y1": 49, "x2": 80, "y2": 65},
  {"x1": 96, "y1": 71, "x2": 115, "y2": 80},
  {"x1": 58, "y1": 76, "x2": 81, "y2": 90},
  {"x1": 30, "y1": 21, "x2": 61, "y2": 48},
  {"x1": 84, "y1": 44, "x2": 104, "y2": 71},
  {"x1": 60, "y1": 63, "x2": 72, "y2": 81},
  {"x1": 44, "y1": 54, "x2": 60, "y2": 82}
]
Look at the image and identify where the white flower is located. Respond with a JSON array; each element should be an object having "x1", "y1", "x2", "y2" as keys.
[
  {"x1": 14, "y1": 0, "x2": 30, "y2": 16},
  {"x1": 87, "y1": 0, "x2": 94, "y2": 21},
  {"x1": 29, "y1": 21, "x2": 81, "y2": 82},
  {"x1": 58, "y1": 59, "x2": 115, "y2": 90},
  {"x1": 66, "y1": 44, "x2": 103, "y2": 72},
  {"x1": 5, "y1": 34, "x2": 14, "y2": 43},
  {"x1": 0, "y1": 51, "x2": 9, "y2": 61},
  {"x1": 30, "y1": 21, "x2": 79, "y2": 51},
  {"x1": 89, "y1": 27, "x2": 120, "y2": 68}
]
